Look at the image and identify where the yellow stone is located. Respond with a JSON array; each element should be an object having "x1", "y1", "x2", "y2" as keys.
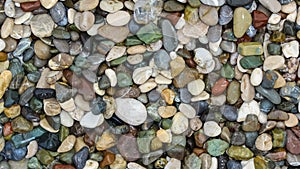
[
  {"x1": 4, "y1": 104, "x2": 21, "y2": 118},
  {"x1": 96, "y1": 131, "x2": 117, "y2": 151},
  {"x1": 238, "y1": 42, "x2": 263, "y2": 56},
  {"x1": 273, "y1": 71, "x2": 286, "y2": 89},
  {"x1": 156, "y1": 129, "x2": 172, "y2": 143},
  {"x1": 0, "y1": 70, "x2": 12, "y2": 99},
  {"x1": 161, "y1": 88, "x2": 176, "y2": 105},
  {"x1": 233, "y1": 7, "x2": 252, "y2": 38}
]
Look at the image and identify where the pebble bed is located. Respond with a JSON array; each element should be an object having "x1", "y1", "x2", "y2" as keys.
[{"x1": 1, "y1": 0, "x2": 300, "y2": 168}]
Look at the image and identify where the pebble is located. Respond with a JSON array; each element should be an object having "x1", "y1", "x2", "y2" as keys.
[
  {"x1": 207, "y1": 139, "x2": 229, "y2": 156},
  {"x1": 183, "y1": 21, "x2": 209, "y2": 38},
  {"x1": 118, "y1": 134, "x2": 140, "y2": 161},
  {"x1": 171, "y1": 112, "x2": 189, "y2": 134},
  {"x1": 1, "y1": 18, "x2": 14, "y2": 39},
  {"x1": 263, "y1": 55, "x2": 285, "y2": 71},
  {"x1": 282, "y1": 40, "x2": 299, "y2": 58},
  {"x1": 179, "y1": 103, "x2": 196, "y2": 119},
  {"x1": 194, "y1": 48, "x2": 215, "y2": 74},
  {"x1": 74, "y1": 11, "x2": 95, "y2": 31},
  {"x1": 107, "y1": 11, "x2": 130, "y2": 26},
  {"x1": 187, "y1": 79, "x2": 205, "y2": 96},
  {"x1": 285, "y1": 113, "x2": 299, "y2": 127},
  {"x1": 170, "y1": 56, "x2": 185, "y2": 77},
  {"x1": 237, "y1": 100, "x2": 260, "y2": 122},
  {"x1": 57, "y1": 135, "x2": 76, "y2": 153},
  {"x1": 200, "y1": 0, "x2": 225, "y2": 6},
  {"x1": 161, "y1": 19, "x2": 178, "y2": 52},
  {"x1": 30, "y1": 14, "x2": 55, "y2": 38},
  {"x1": 106, "y1": 46, "x2": 126, "y2": 62},
  {"x1": 259, "y1": 0, "x2": 281, "y2": 13},
  {"x1": 255, "y1": 133, "x2": 272, "y2": 151},
  {"x1": 80, "y1": 112, "x2": 104, "y2": 128},
  {"x1": 250, "y1": 68, "x2": 263, "y2": 86},
  {"x1": 74, "y1": 0, "x2": 99, "y2": 11},
  {"x1": 199, "y1": 5, "x2": 219, "y2": 26},
  {"x1": 98, "y1": 25, "x2": 129, "y2": 43},
  {"x1": 132, "y1": 66, "x2": 153, "y2": 85},
  {"x1": 203, "y1": 121, "x2": 221, "y2": 137},
  {"x1": 40, "y1": 0, "x2": 58, "y2": 9},
  {"x1": 115, "y1": 98, "x2": 147, "y2": 126},
  {"x1": 100, "y1": 0, "x2": 124, "y2": 13},
  {"x1": 233, "y1": 7, "x2": 252, "y2": 38}
]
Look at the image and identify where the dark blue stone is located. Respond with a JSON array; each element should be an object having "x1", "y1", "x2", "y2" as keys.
[
  {"x1": 90, "y1": 97, "x2": 107, "y2": 115},
  {"x1": 260, "y1": 99, "x2": 274, "y2": 114},
  {"x1": 19, "y1": 86, "x2": 35, "y2": 106},
  {"x1": 221, "y1": 105, "x2": 238, "y2": 121},
  {"x1": 33, "y1": 88, "x2": 56, "y2": 100},
  {"x1": 50, "y1": 2, "x2": 66, "y2": 23},
  {"x1": 21, "y1": 106, "x2": 40, "y2": 123},
  {"x1": 37, "y1": 133, "x2": 60, "y2": 151},
  {"x1": 261, "y1": 70, "x2": 278, "y2": 89},
  {"x1": 23, "y1": 47, "x2": 34, "y2": 62},
  {"x1": 245, "y1": 131, "x2": 258, "y2": 147},
  {"x1": 4, "y1": 90, "x2": 19, "y2": 107},
  {"x1": 3, "y1": 141, "x2": 27, "y2": 161},
  {"x1": 227, "y1": 160, "x2": 242, "y2": 169},
  {"x1": 72, "y1": 147, "x2": 89, "y2": 169}
]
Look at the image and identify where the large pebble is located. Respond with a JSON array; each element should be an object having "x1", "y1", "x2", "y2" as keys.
[
  {"x1": 0, "y1": 70, "x2": 12, "y2": 99},
  {"x1": 98, "y1": 25, "x2": 129, "y2": 43},
  {"x1": 115, "y1": 98, "x2": 147, "y2": 126},
  {"x1": 1, "y1": 18, "x2": 14, "y2": 39},
  {"x1": 132, "y1": 66, "x2": 153, "y2": 85},
  {"x1": 199, "y1": 5, "x2": 218, "y2": 26},
  {"x1": 203, "y1": 121, "x2": 221, "y2": 137},
  {"x1": 106, "y1": 46, "x2": 126, "y2": 62},
  {"x1": 100, "y1": 0, "x2": 124, "y2": 13},
  {"x1": 171, "y1": 112, "x2": 189, "y2": 134},
  {"x1": 74, "y1": 0, "x2": 100, "y2": 11},
  {"x1": 80, "y1": 112, "x2": 104, "y2": 128},
  {"x1": 107, "y1": 11, "x2": 130, "y2": 26},
  {"x1": 40, "y1": 0, "x2": 58, "y2": 9},
  {"x1": 30, "y1": 14, "x2": 54, "y2": 38},
  {"x1": 263, "y1": 55, "x2": 285, "y2": 71},
  {"x1": 233, "y1": 7, "x2": 252, "y2": 38},
  {"x1": 200, "y1": 0, "x2": 225, "y2": 6},
  {"x1": 255, "y1": 133, "x2": 272, "y2": 151},
  {"x1": 282, "y1": 40, "x2": 299, "y2": 58},
  {"x1": 161, "y1": 19, "x2": 178, "y2": 52},
  {"x1": 237, "y1": 100, "x2": 260, "y2": 122},
  {"x1": 259, "y1": 0, "x2": 281, "y2": 13},
  {"x1": 187, "y1": 79, "x2": 205, "y2": 96},
  {"x1": 250, "y1": 68, "x2": 263, "y2": 86},
  {"x1": 194, "y1": 48, "x2": 215, "y2": 74},
  {"x1": 74, "y1": 11, "x2": 95, "y2": 31}
]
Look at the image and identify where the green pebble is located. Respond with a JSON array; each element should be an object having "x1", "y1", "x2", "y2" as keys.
[
  {"x1": 221, "y1": 63, "x2": 234, "y2": 79},
  {"x1": 29, "y1": 97, "x2": 43, "y2": 112},
  {"x1": 36, "y1": 149, "x2": 54, "y2": 165},
  {"x1": 28, "y1": 157, "x2": 42, "y2": 169},
  {"x1": 90, "y1": 152, "x2": 104, "y2": 162},
  {"x1": 161, "y1": 119, "x2": 173, "y2": 129},
  {"x1": 187, "y1": 0, "x2": 201, "y2": 7},
  {"x1": 110, "y1": 56, "x2": 127, "y2": 66},
  {"x1": 272, "y1": 128, "x2": 286, "y2": 148},
  {"x1": 184, "y1": 153, "x2": 201, "y2": 169},
  {"x1": 60, "y1": 149, "x2": 75, "y2": 164},
  {"x1": 59, "y1": 126, "x2": 69, "y2": 142},
  {"x1": 23, "y1": 61, "x2": 37, "y2": 73},
  {"x1": 136, "y1": 23, "x2": 162, "y2": 44},
  {"x1": 238, "y1": 42, "x2": 263, "y2": 56},
  {"x1": 184, "y1": 5, "x2": 199, "y2": 25},
  {"x1": 207, "y1": 139, "x2": 229, "y2": 156},
  {"x1": 267, "y1": 43, "x2": 281, "y2": 55},
  {"x1": 125, "y1": 36, "x2": 143, "y2": 46},
  {"x1": 117, "y1": 72, "x2": 133, "y2": 87},
  {"x1": 137, "y1": 130, "x2": 156, "y2": 154},
  {"x1": 11, "y1": 127, "x2": 46, "y2": 148},
  {"x1": 227, "y1": 145, "x2": 254, "y2": 161},
  {"x1": 147, "y1": 103, "x2": 161, "y2": 122},
  {"x1": 163, "y1": 0, "x2": 185, "y2": 12},
  {"x1": 52, "y1": 28, "x2": 71, "y2": 39},
  {"x1": 240, "y1": 56, "x2": 263, "y2": 69}
]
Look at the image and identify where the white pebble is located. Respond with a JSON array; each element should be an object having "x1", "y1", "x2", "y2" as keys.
[
  {"x1": 0, "y1": 39, "x2": 6, "y2": 52},
  {"x1": 203, "y1": 121, "x2": 221, "y2": 137}
]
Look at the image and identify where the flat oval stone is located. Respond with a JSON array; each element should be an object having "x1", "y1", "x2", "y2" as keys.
[
  {"x1": 233, "y1": 7, "x2": 252, "y2": 38},
  {"x1": 226, "y1": 81, "x2": 240, "y2": 104},
  {"x1": 259, "y1": 0, "x2": 281, "y2": 13},
  {"x1": 132, "y1": 66, "x2": 153, "y2": 85},
  {"x1": 255, "y1": 133, "x2": 272, "y2": 151},
  {"x1": 187, "y1": 79, "x2": 205, "y2": 96},
  {"x1": 98, "y1": 25, "x2": 129, "y2": 43},
  {"x1": 250, "y1": 68, "x2": 263, "y2": 86},
  {"x1": 107, "y1": 11, "x2": 130, "y2": 26},
  {"x1": 115, "y1": 98, "x2": 147, "y2": 126},
  {"x1": 57, "y1": 135, "x2": 76, "y2": 153},
  {"x1": 99, "y1": 0, "x2": 124, "y2": 13},
  {"x1": 74, "y1": 0, "x2": 99, "y2": 11},
  {"x1": 263, "y1": 55, "x2": 285, "y2": 71},
  {"x1": 203, "y1": 121, "x2": 221, "y2": 137},
  {"x1": 200, "y1": 0, "x2": 225, "y2": 6},
  {"x1": 256, "y1": 86, "x2": 281, "y2": 104},
  {"x1": 219, "y1": 5, "x2": 233, "y2": 25}
]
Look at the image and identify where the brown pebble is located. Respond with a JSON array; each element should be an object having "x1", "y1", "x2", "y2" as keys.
[
  {"x1": 53, "y1": 164, "x2": 76, "y2": 169},
  {"x1": 21, "y1": 1, "x2": 41, "y2": 12},
  {"x1": 100, "y1": 151, "x2": 115, "y2": 168},
  {"x1": 0, "y1": 52, "x2": 7, "y2": 62},
  {"x1": 211, "y1": 77, "x2": 229, "y2": 96},
  {"x1": 3, "y1": 122, "x2": 13, "y2": 137},
  {"x1": 193, "y1": 148, "x2": 206, "y2": 156}
]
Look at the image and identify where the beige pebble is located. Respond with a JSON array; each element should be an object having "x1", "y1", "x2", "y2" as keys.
[
  {"x1": 155, "y1": 75, "x2": 172, "y2": 84},
  {"x1": 74, "y1": 0, "x2": 100, "y2": 11},
  {"x1": 179, "y1": 103, "x2": 196, "y2": 119},
  {"x1": 189, "y1": 117, "x2": 202, "y2": 131},
  {"x1": 60, "y1": 110, "x2": 74, "y2": 127},
  {"x1": 237, "y1": 100, "x2": 260, "y2": 122},
  {"x1": 250, "y1": 68, "x2": 263, "y2": 86},
  {"x1": 30, "y1": 14, "x2": 54, "y2": 38},
  {"x1": 1, "y1": 18, "x2": 14, "y2": 38},
  {"x1": 96, "y1": 130, "x2": 117, "y2": 151},
  {"x1": 127, "y1": 45, "x2": 147, "y2": 55},
  {"x1": 10, "y1": 24, "x2": 24, "y2": 39},
  {"x1": 127, "y1": 162, "x2": 146, "y2": 169},
  {"x1": 273, "y1": 71, "x2": 286, "y2": 88},
  {"x1": 74, "y1": 11, "x2": 95, "y2": 31},
  {"x1": 40, "y1": 0, "x2": 58, "y2": 9},
  {"x1": 69, "y1": 108, "x2": 85, "y2": 121},
  {"x1": 75, "y1": 94, "x2": 91, "y2": 111},
  {"x1": 281, "y1": 1, "x2": 297, "y2": 14},
  {"x1": 165, "y1": 158, "x2": 181, "y2": 169},
  {"x1": 132, "y1": 66, "x2": 153, "y2": 84},
  {"x1": 282, "y1": 40, "x2": 299, "y2": 58},
  {"x1": 15, "y1": 12, "x2": 32, "y2": 25},
  {"x1": 183, "y1": 21, "x2": 209, "y2": 38},
  {"x1": 124, "y1": 1, "x2": 134, "y2": 10},
  {"x1": 68, "y1": 8, "x2": 76, "y2": 24},
  {"x1": 43, "y1": 98, "x2": 61, "y2": 116},
  {"x1": 107, "y1": 10, "x2": 130, "y2": 26},
  {"x1": 285, "y1": 113, "x2": 299, "y2": 127},
  {"x1": 255, "y1": 133, "x2": 272, "y2": 151},
  {"x1": 127, "y1": 54, "x2": 143, "y2": 65},
  {"x1": 34, "y1": 40, "x2": 51, "y2": 60},
  {"x1": 171, "y1": 112, "x2": 189, "y2": 134},
  {"x1": 187, "y1": 79, "x2": 205, "y2": 96},
  {"x1": 59, "y1": 98, "x2": 76, "y2": 112},
  {"x1": 157, "y1": 129, "x2": 172, "y2": 143},
  {"x1": 263, "y1": 55, "x2": 285, "y2": 71},
  {"x1": 203, "y1": 121, "x2": 221, "y2": 137},
  {"x1": 191, "y1": 91, "x2": 210, "y2": 102},
  {"x1": 268, "y1": 13, "x2": 281, "y2": 24},
  {"x1": 99, "y1": 0, "x2": 124, "y2": 13},
  {"x1": 0, "y1": 61, "x2": 9, "y2": 73},
  {"x1": 297, "y1": 7, "x2": 300, "y2": 25},
  {"x1": 58, "y1": 135, "x2": 76, "y2": 153},
  {"x1": 25, "y1": 140, "x2": 38, "y2": 158},
  {"x1": 287, "y1": 10, "x2": 297, "y2": 22},
  {"x1": 170, "y1": 56, "x2": 185, "y2": 77},
  {"x1": 0, "y1": 70, "x2": 12, "y2": 99},
  {"x1": 241, "y1": 74, "x2": 255, "y2": 102},
  {"x1": 87, "y1": 23, "x2": 103, "y2": 36},
  {"x1": 158, "y1": 106, "x2": 177, "y2": 118},
  {"x1": 139, "y1": 81, "x2": 157, "y2": 93},
  {"x1": 106, "y1": 46, "x2": 126, "y2": 62}
]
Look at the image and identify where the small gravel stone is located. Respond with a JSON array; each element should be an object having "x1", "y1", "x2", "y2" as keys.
[{"x1": 203, "y1": 121, "x2": 221, "y2": 137}]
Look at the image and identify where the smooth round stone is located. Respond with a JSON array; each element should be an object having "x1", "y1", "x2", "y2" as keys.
[
  {"x1": 3, "y1": 37, "x2": 17, "y2": 52},
  {"x1": 153, "y1": 50, "x2": 171, "y2": 70},
  {"x1": 207, "y1": 25, "x2": 222, "y2": 43},
  {"x1": 207, "y1": 139, "x2": 229, "y2": 156},
  {"x1": 158, "y1": 106, "x2": 176, "y2": 118},
  {"x1": 199, "y1": 5, "x2": 218, "y2": 26},
  {"x1": 231, "y1": 131, "x2": 246, "y2": 146},
  {"x1": 285, "y1": 113, "x2": 299, "y2": 127},
  {"x1": 259, "y1": 0, "x2": 281, "y2": 13},
  {"x1": 115, "y1": 98, "x2": 147, "y2": 126},
  {"x1": 34, "y1": 40, "x2": 51, "y2": 60},
  {"x1": 250, "y1": 68, "x2": 263, "y2": 86},
  {"x1": 80, "y1": 112, "x2": 104, "y2": 128},
  {"x1": 233, "y1": 7, "x2": 252, "y2": 38},
  {"x1": 237, "y1": 100, "x2": 260, "y2": 122},
  {"x1": 73, "y1": 147, "x2": 89, "y2": 169},
  {"x1": 219, "y1": 5, "x2": 233, "y2": 25},
  {"x1": 107, "y1": 11, "x2": 130, "y2": 26},
  {"x1": 30, "y1": 14, "x2": 54, "y2": 38},
  {"x1": 171, "y1": 112, "x2": 189, "y2": 134},
  {"x1": 255, "y1": 133, "x2": 272, "y2": 151},
  {"x1": 282, "y1": 40, "x2": 299, "y2": 58},
  {"x1": 263, "y1": 55, "x2": 285, "y2": 71},
  {"x1": 241, "y1": 74, "x2": 255, "y2": 102},
  {"x1": 282, "y1": 1, "x2": 297, "y2": 13},
  {"x1": 25, "y1": 141, "x2": 38, "y2": 158},
  {"x1": 74, "y1": 0, "x2": 100, "y2": 11},
  {"x1": 203, "y1": 121, "x2": 221, "y2": 137},
  {"x1": 74, "y1": 11, "x2": 95, "y2": 31},
  {"x1": 187, "y1": 79, "x2": 205, "y2": 96},
  {"x1": 194, "y1": 48, "x2": 215, "y2": 74},
  {"x1": 200, "y1": 0, "x2": 225, "y2": 6},
  {"x1": 99, "y1": 0, "x2": 124, "y2": 13},
  {"x1": 179, "y1": 103, "x2": 196, "y2": 119},
  {"x1": 268, "y1": 14, "x2": 281, "y2": 24},
  {"x1": 132, "y1": 66, "x2": 153, "y2": 85},
  {"x1": 50, "y1": 2, "x2": 66, "y2": 23},
  {"x1": 226, "y1": 81, "x2": 240, "y2": 104},
  {"x1": 221, "y1": 105, "x2": 238, "y2": 121}
]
